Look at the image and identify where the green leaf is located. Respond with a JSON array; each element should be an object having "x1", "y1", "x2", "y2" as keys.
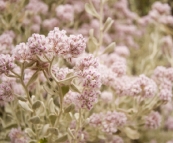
[
  {"x1": 62, "y1": 86, "x2": 70, "y2": 96},
  {"x1": 26, "y1": 71, "x2": 39, "y2": 87},
  {"x1": 54, "y1": 134, "x2": 68, "y2": 143},
  {"x1": 64, "y1": 104, "x2": 75, "y2": 113},
  {"x1": 102, "y1": 42, "x2": 115, "y2": 54},
  {"x1": 29, "y1": 116, "x2": 41, "y2": 124},
  {"x1": 85, "y1": 3, "x2": 99, "y2": 18},
  {"x1": 48, "y1": 127, "x2": 59, "y2": 135},
  {"x1": 124, "y1": 127, "x2": 140, "y2": 140},
  {"x1": 18, "y1": 100, "x2": 33, "y2": 112},
  {"x1": 103, "y1": 17, "x2": 114, "y2": 33},
  {"x1": 38, "y1": 138, "x2": 47, "y2": 143},
  {"x1": 70, "y1": 84, "x2": 81, "y2": 93},
  {"x1": 87, "y1": 29, "x2": 98, "y2": 53},
  {"x1": 32, "y1": 100, "x2": 41, "y2": 110},
  {"x1": 25, "y1": 128, "x2": 36, "y2": 138},
  {"x1": 49, "y1": 114, "x2": 57, "y2": 125}
]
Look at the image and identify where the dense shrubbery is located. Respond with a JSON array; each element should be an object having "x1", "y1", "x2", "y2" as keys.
[{"x1": 0, "y1": 0, "x2": 173, "y2": 143}]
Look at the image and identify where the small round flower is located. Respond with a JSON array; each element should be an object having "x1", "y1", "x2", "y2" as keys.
[
  {"x1": 159, "y1": 89, "x2": 172, "y2": 102},
  {"x1": 52, "y1": 65, "x2": 73, "y2": 80},
  {"x1": 0, "y1": 81, "x2": 14, "y2": 103},
  {"x1": 69, "y1": 34, "x2": 86, "y2": 58},
  {"x1": 100, "y1": 91, "x2": 113, "y2": 103},
  {"x1": 88, "y1": 113, "x2": 103, "y2": 127},
  {"x1": 27, "y1": 34, "x2": 49, "y2": 56},
  {"x1": 0, "y1": 54, "x2": 15, "y2": 75},
  {"x1": 145, "y1": 111, "x2": 161, "y2": 129},
  {"x1": 111, "y1": 61, "x2": 126, "y2": 77},
  {"x1": 75, "y1": 54, "x2": 99, "y2": 70},
  {"x1": 12, "y1": 43, "x2": 31, "y2": 62},
  {"x1": 56, "y1": 4, "x2": 74, "y2": 23},
  {"x1": 9, "y1": 128, "x2": 29, "y2": 143},
  {"x1": 78, "y1": 67, "x2": 101, "y2": 89},
  {"x1": 110, "y1": 136, "x2": 124, "y2": 143},
  {"x1": 47, "y1": 27, "x2": 70, "y2": 58}
]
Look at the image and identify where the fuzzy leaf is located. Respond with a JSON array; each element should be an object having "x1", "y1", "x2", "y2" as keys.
[
  {"x1": 25, "y1": 128, "x2": 36, "y2": 138},
  {"x1": 62, "y1": 86, "x2": 70, "y2": 96},
  {"x1": 54, "y1": 134, "x2": 68, "y2": 142},
  {"x1": 103, "y1": 17, "x2": 114, "y2": 33},
  {"x1": 48, "y1": 127, "x2": 59, "y2": 135},
  {"x1": 124, "y1": 127, "x2": 140, "y2": 140},
  {"x1": 32, "y1": 100, "x2": 41, "y2": 110},
  {"x1": 40, "y1": 124, "x2": 50, "y2": 137},
  {"x1": 64, "y1": 104, "x2": 75, "y2": 113},
  {"x1": 85, "y1": 3, "x2": 99, "y2": 18},
  {"x1": 29, "y1": 116, "x2": 41, "y2": 124},
  {"x1": 26, "y1": 71, "x2": 39, "y2": 87},
  {"x1": 48, "y1": 98, "x2": 56, "y2": 113},
  {"x1": 18, "y1": 100, "x2": 33, "y2": 112},
  {"x1": 49, "y1": 114, "x2": 57, "y2": 125},
  {"x1": 102, "y1": 42, "x2": 115, "y2": 54}
]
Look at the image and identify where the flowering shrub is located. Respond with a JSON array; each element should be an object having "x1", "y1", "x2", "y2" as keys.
[{"x1": 0, "y1": 0, "x2": 173, "y2": 143}]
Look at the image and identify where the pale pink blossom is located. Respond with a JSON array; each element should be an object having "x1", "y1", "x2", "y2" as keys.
[
  {"x1": 100, "y1": 91, "x2": 113, "y2": 103},
  {"x1": 9, "y1": 128, "x2": 29, "y2": 143},
  {"x1": 0, "y1": 54, "x2": 15, "y2": 75},
  {"x1": 69, "y1": 34, "x2": 86, "y2": 57},
  {"x1": 145, "y1": 111, "x2": 161, "y2": 129},
  {"x1": 56, "y1": 4, "x2": 74, "y2": 23},
  {"x1": 12, "y1": 43, "x2": 31, "y2": 62},
  {"x1": 27, "y1": 33, "x2": 49, "y2": 56}
]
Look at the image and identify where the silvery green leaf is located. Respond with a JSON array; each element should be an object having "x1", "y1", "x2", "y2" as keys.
[
  {"x1": 18, "y1": 96, "x2": 27, "y2": 102},
  {"x1": 29, "y1": 116, "x2": 41, "y2": 124},
  {"x1": 25, "y1": 128, "x2": 36, "y2": 138},
  {"x1": 49, "y1": 114, "x2": 57, "y2": 125},
  {"x1": 32, "y1": 100, "x2": 41, "y2": 110},
  {"x1": 123, "y1": 127, "x2": 140, "y2": 140},
  {"x1": 62, "y1": 85, "x2": 70, "y2": 96},
  {"x1": 59, "y1": 76, "x2": 76, "y2": 85},
  {"x1": 48, "y1": 127, "x2": 59, "y2": 135},
  {"x1": 67, "y1": 128, "x2": 75, "y2": 139},
  {"x1": 18, "y1": 100, "x2": 33, "y2": 112},
  {"x1": 54, "y1": 134, "x2": 68, "y2": 142},
  {"x1": 64, "y1": 104, "x2": 75, "y2": 113},
  {"x1": 48, "y1": 98, "x2": 56, "y2": 113},
  {"x1": 40, "y1": 124, "x2": 50, "y2": 136},
  {"x1": 102, "y1": 42, "x2": 115, "y2": 54},
  {"x1": 87, "y1": 29, "x2": 99, "y2": 53},
  {"x1": 103, "y1": 17, "x2": 114, "y2": 33},
  {"x1": 85, "y1": 3, "x2": 99, "y2": 18},
  {"x1": 70, "y1": 83, "x2": 81, "y2": 93},
  {"x1": 26, "y1": 71, "x2": 39, "y2": 87}
]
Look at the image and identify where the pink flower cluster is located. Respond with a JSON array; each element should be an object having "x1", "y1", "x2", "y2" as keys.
[
  {"x1": 88, "y1": 111, "x2": 127, "y2": 133},
  {"x1": 12, "y1": 27, "x2": 86, "y2": 62},
  {"x1": 9, "y1": 128, "x2": 29, "y2": 143},
  {"x1": 74, "y1": 54, "x2": 101, "y2": 109},
  {"x1": 0, "y1": 54, "x2": 15, "y2": 75},
  {"x1": 153, "y1": 66, "x2": 173, "y2": 102},
  {"x1": 0, "y1": 81, "x2": 14, "y2": 105},
  {"x1": 52, "y1": 65, "x2": 73, "y2": 80},
  {"x1": 145, "y1": 111, "x2": 161, "y2": 129}
]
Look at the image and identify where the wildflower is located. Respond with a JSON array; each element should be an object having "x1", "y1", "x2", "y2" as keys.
[
  {"x1": 12, "y1": 43, "x2": 31, "y2": 62},
  {"x1": 0, "y1": 54, "x2": 15, "y2": 75},
  {"x1": 56, "y1": 4, "x2": 74, "y2": 23},
  {"x1": 27, "y1": 34, "x2": 49, "y2": 56},
  {"x1": 47, "y1": 27, "x2": 70, "y2": 58},
  {"x1": 145, "y1": 111, "x2": 161, "y2": 129},
  {"x1": 0, "y1": 81, "x2": 14, "y2": 103},
  {"x1": 9, "y1": 128, "x2": 29, "y2": 143},
  {"x1": 69, "y1": 34, "x2": 86, "y2": 58}
]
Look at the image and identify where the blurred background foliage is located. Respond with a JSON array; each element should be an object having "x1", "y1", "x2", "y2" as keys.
[{"x1": 129, "y1": 0, "x2": 173, "y2": 16}]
